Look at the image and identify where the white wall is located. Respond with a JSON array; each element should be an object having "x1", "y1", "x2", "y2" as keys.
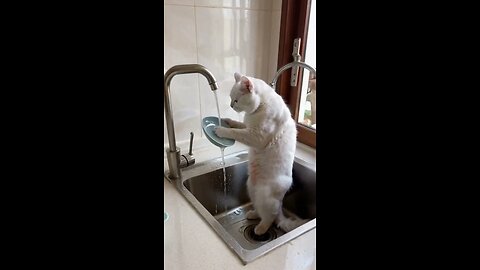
[{"x1": 164, "y1": 0, "x2": 282, "y2": 153}]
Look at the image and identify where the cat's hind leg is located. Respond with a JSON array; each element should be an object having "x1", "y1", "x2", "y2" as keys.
[
  {"x1": 275, "y1": 202, "x2": 309, "y2": 232},
  {"x1": 276, "y1": 212, "x2": 308, "y2": 232},
  {"x1": 246, "y1": 178, "x2": 259, "y2": 219},
  {"x1": 254, "y1": 196, "x2": 281, "y2": 235},
  {"x1": 246, "y1": 209, "x2": 259, "y2": 219}
]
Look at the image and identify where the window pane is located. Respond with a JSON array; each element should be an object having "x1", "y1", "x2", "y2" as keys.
[{"x1": 298, "y1": 0, "x2": 316, "y2": 130}]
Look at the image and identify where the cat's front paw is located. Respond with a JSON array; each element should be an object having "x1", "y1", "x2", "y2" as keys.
[
  {"x1": 223, "y1": 118, "x2": 234, "y2": 126},
  {"x1": 214, "y1": 126, "x2": 230, "y2": 138}
]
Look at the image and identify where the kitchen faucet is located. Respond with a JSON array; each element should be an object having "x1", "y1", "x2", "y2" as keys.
[{"x1": 164, "y1": 64, "x2": 219, "y2": 179}]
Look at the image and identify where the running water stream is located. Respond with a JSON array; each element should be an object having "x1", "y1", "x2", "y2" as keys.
[{"x1": 213, "y1": 91, "x2": 228, "y2": 213}]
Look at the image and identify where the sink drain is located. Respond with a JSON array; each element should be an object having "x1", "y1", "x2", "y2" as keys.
[{"x1": 244, "y1": 224, "x2": 277, "y2": 243}]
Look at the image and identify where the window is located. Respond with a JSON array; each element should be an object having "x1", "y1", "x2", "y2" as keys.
[{"x1": 276, "y1": 0, "x2": 316, "y2": 148}]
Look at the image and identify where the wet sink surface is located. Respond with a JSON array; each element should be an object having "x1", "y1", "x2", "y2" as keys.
[{"x1": 165, "y1": 151, "x2": 316, "y2": 264}]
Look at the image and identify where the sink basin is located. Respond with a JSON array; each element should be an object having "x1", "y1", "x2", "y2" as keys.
[{"x1": 165, "y1": 151, "x2": 316, "y2": 264}]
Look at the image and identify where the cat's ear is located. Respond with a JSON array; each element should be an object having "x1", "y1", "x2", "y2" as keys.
[
  {"x1": 240, "y1": 76, "x2": 253, "y2": 93},
  {"x1": 234, "y1": 72, "x2": 242, "y2": 82}
]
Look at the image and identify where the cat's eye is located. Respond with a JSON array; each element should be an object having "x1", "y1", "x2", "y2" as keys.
[{"x1": 234, "y1": 100, "x2": 238, "y2": 103}]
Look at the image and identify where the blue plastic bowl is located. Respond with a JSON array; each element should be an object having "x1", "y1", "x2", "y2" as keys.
[{"x1": 202, "y1": 116, "x2": 235, "y2": 148}]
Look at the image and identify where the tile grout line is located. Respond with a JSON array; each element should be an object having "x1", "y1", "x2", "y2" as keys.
[{"x1": 165, "y1": 3, "x2": 277, "y2": 11}]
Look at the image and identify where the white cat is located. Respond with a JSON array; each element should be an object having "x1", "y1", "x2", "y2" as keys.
[{"x1": 215, "y1": 72, "x2": 305, "y2": 235}]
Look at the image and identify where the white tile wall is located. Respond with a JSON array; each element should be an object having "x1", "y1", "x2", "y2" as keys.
[
  {"x1": 164, "y1": 0, "x2": 194, "y2": 5},
  {"x1": 272, "y1": 0, "x2": 282, "y2": 10},
  {"x1": 164, "y1": 1, "x2": 282, "y2": 151},
  {"x1": 268, "y1": 9, "x2": 282, "y2": 83},
  {"x1": 196, "y1": 6, "x2": 271, "y2": 124},
  {"x1": 195, "y1": 0, "x2": 272, "y2": 10},
  {"x1": 164, "y1": 5, "x2": 201, "y2": 144}
]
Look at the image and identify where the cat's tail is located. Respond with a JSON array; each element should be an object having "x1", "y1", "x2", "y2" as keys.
[{"x1": 275, "y1": 210, "x2": 308, "y2": 232}]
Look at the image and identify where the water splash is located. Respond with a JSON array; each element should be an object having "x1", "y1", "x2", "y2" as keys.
[{"x1": 220, "y1": 147, "x2": 227, "y2": 212}]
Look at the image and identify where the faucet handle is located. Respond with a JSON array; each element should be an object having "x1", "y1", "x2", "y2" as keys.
[
  {"x1": 188, "y1": 132, "x2": 194, "y2": 155},
  {"x1": 179, "y1": 132, "x2": 195, "y2": 168}
]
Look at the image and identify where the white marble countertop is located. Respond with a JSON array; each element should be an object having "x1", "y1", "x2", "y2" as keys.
[{"x1": 164, "y1": 139, "x2": 316, "y2": 270}]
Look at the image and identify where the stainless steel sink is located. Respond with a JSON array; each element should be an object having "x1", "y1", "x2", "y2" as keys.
[{"x1": 165, "y1": 150, "x2": 316, "y2": 264}]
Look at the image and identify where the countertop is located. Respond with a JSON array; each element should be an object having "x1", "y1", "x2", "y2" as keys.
[{"x1": 164, "y1": 139, "x2": 316, "y2": 270}]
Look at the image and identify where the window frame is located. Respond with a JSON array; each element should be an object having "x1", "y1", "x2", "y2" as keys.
[{"x1": 276, "y1": 0, "x2": 316, "y2": 148}]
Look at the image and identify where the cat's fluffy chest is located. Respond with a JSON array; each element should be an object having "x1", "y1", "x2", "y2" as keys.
[{"x1": 243, "y1": 103, "x2": 279, "y2": 135}]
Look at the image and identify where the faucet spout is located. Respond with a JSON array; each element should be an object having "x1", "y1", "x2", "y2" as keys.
[
  {"x1": 165, "y1": 64, "x2": 219, "y2": 91},
  {"x1": 164, "y1": 64, "x2": 218, "y2": 179}
]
